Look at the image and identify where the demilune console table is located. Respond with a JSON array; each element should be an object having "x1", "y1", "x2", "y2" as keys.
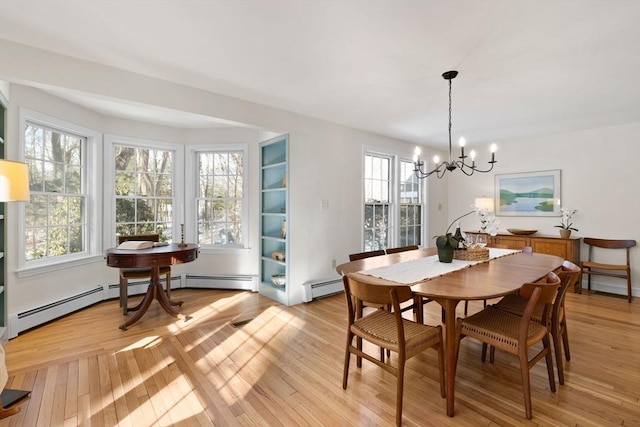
[{"x1": 466, "y1": 231, "x2": 580, "y2": 264}]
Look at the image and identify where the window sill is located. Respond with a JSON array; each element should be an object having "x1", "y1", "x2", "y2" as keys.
[{"x1": 16, "y1": 254, "x2": 106, "y2": 279}]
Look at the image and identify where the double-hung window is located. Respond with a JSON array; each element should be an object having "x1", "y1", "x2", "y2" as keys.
[
  {"x1": 113, "y1": 143, "x2": 174, "y2": 241},
  {"x1": 20, "y1": 109, "x2": 101, "y2": 271},
  {"x1": 363, "y1": 152, "x2": 423, "y2": 251},
  {"x1": 192, "y1": 147, "x2": 246, "y2": 248},
  {"x1": 24, "y1": 123, "x2": 85, "y2": 260}
]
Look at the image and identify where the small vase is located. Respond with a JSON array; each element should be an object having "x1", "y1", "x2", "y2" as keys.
[
  {"x1": 438, "y1": 246, "x2": 454, "y2": 263},
  {"x1": 559, "y1": 229, "x2": 571, "y2": 238}
]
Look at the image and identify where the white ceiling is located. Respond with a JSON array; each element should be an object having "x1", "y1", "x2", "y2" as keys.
[{"x1": 1, "y1": 0, "x2": 639, "y2": 149}]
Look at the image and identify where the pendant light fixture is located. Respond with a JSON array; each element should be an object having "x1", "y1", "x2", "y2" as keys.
[{"x1": 413, "y1": 70, "x2": 497, "y2": 179}]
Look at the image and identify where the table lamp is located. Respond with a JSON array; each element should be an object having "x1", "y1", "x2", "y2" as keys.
[
  {"x1": 474, "y1": 196, "x2": 494, "y2": 213},
  {"x1": 0, "y1": 159, "x2": 30, "y2": 418}
]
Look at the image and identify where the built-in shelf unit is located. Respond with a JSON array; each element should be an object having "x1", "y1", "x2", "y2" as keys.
[{"x1": 259, "y1": 134, "x2": 289, "y2": 305}]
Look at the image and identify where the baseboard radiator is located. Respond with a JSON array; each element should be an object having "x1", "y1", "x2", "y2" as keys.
[
  {"x1": 9, "y1": 286, "x2": 104, "y2": 338},
  {"x1": 8, "y1": 273, "x2": 257, "y2": 338},
  {"x1": 303, "y1": 277, "x2": 343, "y2": 302},
  {"x1": 185, "y1": 274, "x2": 258, "y2": 291}
]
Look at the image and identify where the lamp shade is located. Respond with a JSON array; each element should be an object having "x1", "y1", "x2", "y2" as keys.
[
  {"x1": 474, "y1": 197, "x2": 494, "y2": 213},
  {"x1": 0, "y1": 159, "x2": 30, "y2": 202}
]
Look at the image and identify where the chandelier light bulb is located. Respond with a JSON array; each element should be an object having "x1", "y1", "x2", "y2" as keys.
[
  {"x1": 459, "y1": 137, "x2": 466, "y2": 147},
  {"x1": 433, "y1": 155, "x2": 440, "y2": 164},
  {"x1": 414, "y1": 146, "x2": 421, "y2": 157},
  {"x1": 490, "y1": 143, "x2": 497, "y2": 153},
  {"x1": 470, "y1": 150, "x2": 476, "y2": 160}
]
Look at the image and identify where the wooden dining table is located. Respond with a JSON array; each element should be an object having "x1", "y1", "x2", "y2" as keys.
[{"x1": 336, "y1": 247, "x2": 564, "y2": 417}]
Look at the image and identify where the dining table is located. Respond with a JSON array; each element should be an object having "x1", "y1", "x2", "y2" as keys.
[{"x1": 336, "y1": 247, "x2": 564, "y2": 417}]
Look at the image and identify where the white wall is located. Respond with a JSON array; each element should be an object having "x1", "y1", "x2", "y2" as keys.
[
  {"x1": 1, "y1": 81, "x2": 442, "y2": 321},
  {"x1": 447, "y1": 122, "x2": 640, "y2": 296}
]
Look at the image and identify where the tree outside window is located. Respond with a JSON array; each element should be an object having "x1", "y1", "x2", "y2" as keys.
[
  {"x1": 24, "y1": 123, "x2": 86, "y2": 260},
  {"x1": 196, "y1": 151, "x2": 243, "y2": 246},
  {"x1": 114, "y1": 144, "x2": 173, "y2": 241}
]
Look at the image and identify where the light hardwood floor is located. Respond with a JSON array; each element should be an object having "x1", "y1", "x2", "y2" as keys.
[{"x1": 1, "y1": 288, "x2": 639, "y2": 426}]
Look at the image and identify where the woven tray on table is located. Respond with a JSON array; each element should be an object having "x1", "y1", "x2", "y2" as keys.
[{"x1": 453, "y1": 248, "x2": 490, "y2": 261}]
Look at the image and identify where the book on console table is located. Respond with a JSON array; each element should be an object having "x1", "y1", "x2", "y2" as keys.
[{"x1": 117, "y1": 241, "x2": 169, "y2": 250}]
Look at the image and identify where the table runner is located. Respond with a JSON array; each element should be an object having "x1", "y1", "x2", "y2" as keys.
[{"x1": 361, "y1": 248, "x2": 519, "y2": 284}]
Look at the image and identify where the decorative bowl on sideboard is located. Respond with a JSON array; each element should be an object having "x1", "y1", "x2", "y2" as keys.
[{"x1": 506, "y1": 229, "x2": 538, "y2": 235}]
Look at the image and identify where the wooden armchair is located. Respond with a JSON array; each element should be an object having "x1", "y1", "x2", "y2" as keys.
[
  {"x1": 342, "y1": 272, "x2": 444, "y2": 426},
  {"x1": 581, "y1": 238, "x2": 636, "y2": 302},
  {"x1": 117, "y1": 234, "x2": 172, "y2": 314},
  {"x1": 456, "y1": 272, "x2": 560, "y2": 419}
]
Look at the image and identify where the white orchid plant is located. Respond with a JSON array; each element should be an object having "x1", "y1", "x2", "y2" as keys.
[
  {"x1": 556, "y1": 208, "x2": 578, "y2": 231},
  {"x1": 473, "y1": 205, "x2": 500, "y2": 236}
]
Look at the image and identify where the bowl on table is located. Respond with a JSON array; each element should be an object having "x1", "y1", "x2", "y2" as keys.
[{"x1": 506, "y1": 229, "x2": 538, "y2": 235}]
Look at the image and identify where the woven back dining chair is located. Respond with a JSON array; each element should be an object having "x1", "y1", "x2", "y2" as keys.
[
  {"x1": 342, "y1": 272, "x2": 445, "y2": 426},
  {"x1": 456, "y1": 271, "x2": 561, "y2": 419},
  {"x1": 491, "y1": 261, "x2": 580, "y2": 385}
]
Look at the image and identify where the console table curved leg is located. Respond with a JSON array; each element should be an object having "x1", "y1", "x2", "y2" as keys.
[
  {"x1": 120, "y1": 283, "x2": 155, "y2": 330},
  {"x1": 156, "y1": 282, "x2": 183, "y2": 317}
]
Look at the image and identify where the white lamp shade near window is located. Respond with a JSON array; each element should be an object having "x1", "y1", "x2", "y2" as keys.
[
  {"x1": 474, "y1": 196, "x2": 494, "y2": 212},
  {"x1": 0, "y1": 159, "x2": 30, "y2": 202}
]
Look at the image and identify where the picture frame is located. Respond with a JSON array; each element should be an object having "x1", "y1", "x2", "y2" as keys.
[{"x1": 495, "y1": 170, "x2": 561, "y2": 216}]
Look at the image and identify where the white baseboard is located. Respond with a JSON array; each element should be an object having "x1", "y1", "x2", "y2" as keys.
[{"x1": 8, "y1": 273, "x2": 258, "y2": 338}]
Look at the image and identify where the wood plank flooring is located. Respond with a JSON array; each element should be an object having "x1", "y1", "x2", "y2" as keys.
[{"x1": 1, "y1": 288, "x2": 639, "y2": 426}]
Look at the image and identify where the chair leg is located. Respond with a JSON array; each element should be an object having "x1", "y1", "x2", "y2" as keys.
[
  {"x1": 481, "y1": 343, "x2": 488, "y2": 362},
  {"x1": 543, "y1": 335, "x2": 556, "y2": 393},
  {"x1": 343, "y1": 332, "x2": 353, "y2": 390},
  {"x1": 165, "y1": 272, "x2": 171, "y2": 300},
  {"x1": 119, "y1": 277, "x2": 128, "y2": 315},
  {"x1": 396, "y1": 360, "x2": 405, "y2": 426},
  {"x1": 518, "y1": 352, "x2": 533, "y2": 420},
  {"x1": 627, "y1": 273, "x2": 632, "y2": 303},
  {"x1": 561, "y1": 320, "x2": 571, "y2": 361},
  {"x1": 551, "y1": 326, "x2": 565, "y2": 385}
]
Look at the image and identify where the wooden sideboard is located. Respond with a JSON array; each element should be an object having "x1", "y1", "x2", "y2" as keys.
[{"x1": 465, "y1": 231, "x2": 581, "y2": 264}]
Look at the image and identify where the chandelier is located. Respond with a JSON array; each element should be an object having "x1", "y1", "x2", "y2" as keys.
[{"x1": 413, "y1": 70, "x2": 497, "y2": 179}]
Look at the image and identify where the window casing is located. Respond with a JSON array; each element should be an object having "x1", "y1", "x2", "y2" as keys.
[{"x1": 363, "y1": 152, "x2": 424, "y2": 251}]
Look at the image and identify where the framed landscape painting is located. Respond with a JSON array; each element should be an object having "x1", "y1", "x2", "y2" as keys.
[{"x1": 495, "y1": 170, "x2": 561, "y2": 216}]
